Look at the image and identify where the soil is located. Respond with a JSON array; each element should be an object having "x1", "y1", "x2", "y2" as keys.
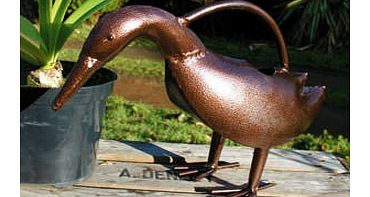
[{"x1": 65, "y1": 40, "x2": 350, "y2": 138}]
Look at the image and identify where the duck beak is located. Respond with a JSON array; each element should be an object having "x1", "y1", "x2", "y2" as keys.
[{"x1": 52, "y1": 56, "x2": 101, "y2": 111}]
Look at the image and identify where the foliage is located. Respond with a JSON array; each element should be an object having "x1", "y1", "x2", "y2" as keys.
[
  {"x1": 69, "y1": 23, "x2": 159, "y2": 49},
  {"x1": 128, "y1": 38, "x2": 158, "y2": 50},
  {"x1": 65, "y1": 23, "x2": 349, "y2": 73},
  {"x1": 69, "y1": 0, "x2": 127, "y2": 13},
  {"x1": 68, "y1": 23, "x2": 95, "y2": 42},
  {"x1": 20, "y1": 0, "x2": 38, "y2": 22},
  {"x1": 68, "y1": 0, "x2": 127, "y2": 24},
  {"x1": 277, "y1": 0, "x2": 350, "y2": 53},
  {"x1": 325, "y1": 90, "x2": 349, "y2": 108},
  {"x1": 102, "y1": 96, "x2": 213, "y2": 143},
  {"x1": 102, "y1": 96, "x2": 349, "y2": 160},
  {"x1": 278, "y1": 130, "x2": 350, "y2": 160},
  {"x1": 20, "y1": 0, "x2": 112, "y2": 69},
  {"x1": 199, "y1": 35, "x2": 349, "y2": 73}
]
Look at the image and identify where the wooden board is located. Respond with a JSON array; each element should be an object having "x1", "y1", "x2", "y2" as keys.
[
  {"x1": 21, "y1": 140, "x2": 349, "y2": 197},
  {"x1": 97, "y1": 140, "x2": 348, "y2": 173},
  {"x1": 21, "y1": 184, "x2": 201, "y2": 197}
]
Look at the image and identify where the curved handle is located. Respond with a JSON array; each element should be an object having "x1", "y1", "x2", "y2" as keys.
[{"x1": 181, "y1": 0, "x2": 289, "y2": 70}]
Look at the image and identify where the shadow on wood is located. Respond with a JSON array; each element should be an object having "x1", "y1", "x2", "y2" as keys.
[{"x1": 121, "y1": 141, "x2": 187, "y2": 164}]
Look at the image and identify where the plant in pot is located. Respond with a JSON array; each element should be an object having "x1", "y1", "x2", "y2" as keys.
[{"x1": 20, "y1": 0, "x2": 117, "y2": 185}]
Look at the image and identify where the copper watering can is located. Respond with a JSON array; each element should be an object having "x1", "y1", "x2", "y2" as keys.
[{"x1": 53, "y1": 1, "x2": 325, "y2": 196}]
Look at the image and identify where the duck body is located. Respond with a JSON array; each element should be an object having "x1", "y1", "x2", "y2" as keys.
[
  {"x1": 165, "y1": 50, "x2": 321, "y2": 148},
  {"x1": 53, "y1": 2, "x2": 325, "y2": 196}
]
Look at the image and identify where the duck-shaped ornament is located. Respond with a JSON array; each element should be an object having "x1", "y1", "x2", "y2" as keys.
[{"x1": 53, "y1": 1, "x2": 325, "y2": 196}]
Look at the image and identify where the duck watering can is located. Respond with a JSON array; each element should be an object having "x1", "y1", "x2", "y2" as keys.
[{"x1": 53, "y1": 1, "x2": 325, "y2": 196}]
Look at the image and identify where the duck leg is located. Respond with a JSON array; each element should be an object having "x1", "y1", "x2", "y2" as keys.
[
  {"x1": 172, "y1": 131, "x2": 239, "y2": 181},
  {"x1": 209, "y1": 148, "x2": 274, "y2": 197}
]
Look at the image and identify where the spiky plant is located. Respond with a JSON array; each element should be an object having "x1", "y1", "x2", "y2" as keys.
[
  {"x1": 277, "y1": 0, "x2": 349, "y2": 53},
  {"x1": 20, "y1": 0, "x2": 112, "y2": 88}
]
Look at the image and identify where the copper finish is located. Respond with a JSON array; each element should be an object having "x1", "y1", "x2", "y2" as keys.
[{"x1": 53, "y1": 1, "x2": 325, "y2": 196}]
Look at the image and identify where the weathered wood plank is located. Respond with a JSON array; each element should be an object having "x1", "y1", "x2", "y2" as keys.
[
  {"x1": 20, "y1": 184, "x2": 201, "y2": 197},
  {"x1": 73, "y1": 161, "x2": 349, "y2": 197},
  {"x1": 97, "y1": 140, "x2": 347, "y2": 173},
  {"x1": 21, "y1": 140, "x2": 349, "y2": 197}
]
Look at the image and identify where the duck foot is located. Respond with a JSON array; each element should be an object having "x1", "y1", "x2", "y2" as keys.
[
  {"x1": 172, "y1": 161, "x2": 239, "y2": 181},
  {"x1": 195, "y1": 181, "x2": 275, "y2": 197}
]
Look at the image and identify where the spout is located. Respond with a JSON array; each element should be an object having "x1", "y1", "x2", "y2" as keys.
[{"x1": 53, "y1": 56, "x2": 101, "y2": 110}]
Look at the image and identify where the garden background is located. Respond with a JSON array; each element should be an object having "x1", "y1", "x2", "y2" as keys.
[{"x1": 20, "y1": 0, "x2": 350, "y2": 161}]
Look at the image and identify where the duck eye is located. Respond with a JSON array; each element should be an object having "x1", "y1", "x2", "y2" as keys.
[{"x1": 106, "y1": 34, "x2": 115, "y2": 41}]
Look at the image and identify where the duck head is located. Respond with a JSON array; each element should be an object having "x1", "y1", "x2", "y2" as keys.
[
  {"x1": 53, "y1": 8, "x2": 147, "y2": 110},
  {"x1": 53, "y1": 5, "x2": 204, "y2": 110}
]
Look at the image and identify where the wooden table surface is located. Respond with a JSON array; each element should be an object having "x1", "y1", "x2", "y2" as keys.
[{"x1": 21, "y1": 139, "x2": 349, "y2": 197}]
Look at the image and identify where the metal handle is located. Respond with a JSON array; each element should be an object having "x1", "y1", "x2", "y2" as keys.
[{"x1": 181, "y1": 0, "x2": 289, "y2": 70}]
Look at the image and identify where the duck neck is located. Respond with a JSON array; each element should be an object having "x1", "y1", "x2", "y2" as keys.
[{"x1": 128, "y1": 6, "x2": 206, "y2": 60}]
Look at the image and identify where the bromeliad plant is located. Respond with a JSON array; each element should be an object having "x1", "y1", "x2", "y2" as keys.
[
  {"x1": 277, "y1": 0, "x2": 349, "y2": 53},
  {"x1": 20, "y1": 0, "x2": 112, "y2": 88}
]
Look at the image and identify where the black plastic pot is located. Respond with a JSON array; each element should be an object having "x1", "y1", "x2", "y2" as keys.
[{"x1": 20, "y1": 62, "x2": 117, "y2": 185}]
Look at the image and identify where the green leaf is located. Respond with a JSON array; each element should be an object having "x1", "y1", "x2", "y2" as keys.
[
  {"x1": 20, "y1": 16, "x2": 47, "y2": 52},
  {"x1": 49, "y1": 0, "x2": 73, "y2": 58},
  {"x1": 39, "y1": 0, "x2": 52, "y2": 50},
  {"x1": 57, "y1": 0, "x2": 112, "y2": 51},
  {"x1": 278, "y1": 9, "x2": 294, "y2": 24},
  {"x1": 20, "y1": 15, "x2": 49, "y2": 66},
  {"x1": 286, "y1": 0, "x2": 306, "y2": 9},
  {"x1": 20, "y1": 36, "x2": 49, "y2": 66},
  {"x1": 20, "y1": 49, "x2": 42, "y2": 67},
  {"x1": 51, "y1": 0, "x2": 72, "y2": 22}
]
